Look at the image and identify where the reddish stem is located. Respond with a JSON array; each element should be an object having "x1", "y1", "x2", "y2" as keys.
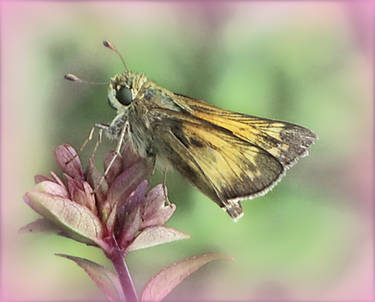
[{"x1": 109, "y1": 248, "x2": 138, "y2": 302}]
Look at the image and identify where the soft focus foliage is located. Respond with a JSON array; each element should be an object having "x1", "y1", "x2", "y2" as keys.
[{"x1": 4, "y1": 1, "x2": 373, "y2": 301}]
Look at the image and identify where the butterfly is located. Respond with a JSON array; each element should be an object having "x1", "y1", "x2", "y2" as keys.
[{"x1": 66, "y1": 41, "x2": 317, "y2": 221}]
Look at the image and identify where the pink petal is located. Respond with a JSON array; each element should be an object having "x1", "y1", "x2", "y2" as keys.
[
  {"x1": 54, "y1": 144, "x2": 84, "y2": 180},
  {"x1": 121, "y1": 142, "x2": 142, "y2": 170},
  {"x1": 124, "y1": 180, "x2": 148, "y2": 213},
  {"x1": 24, "y1": 191, "x2": 104, "y2": 247},
  {"x1": 65, "y1": 176, "x2": 97, "y2": 214},
  {"x1": 142, "y1": 204, "x2": 176, "y2": 229},
  {"x1": 141, "y1": 253, "x2": 231, "y2": 302},
  {"x1": 105, "y1": 205, "x2": 117, "y2": 233},
  {"x1": 107, "y1": 160, "x2": 152, "y2": 208},
  {"x1": 65, "y1": 174, "x2": 84, "y2": 196},
  {"x1": 86, "y1": 158, "x2": 108, "y2": 204},
  {"x1": 85, "y1": 158, "x2": 111, "y2": 224},
  {"x1": 83, "y1": 181, "x2": 97, "y2": 214},
  {"x1": 114, "y1": 180, "x2": 148, "y2": 243},
  {"x1": 127, "y1": 226, "x2": 190, "y2": 252},
  {"x1": 143, "y1": 184, "x2": 167, "y2": 219},
  {"x1": 33, "y1": 180, "x2": 68, "y2": 198},
  {"x1": 117, "y1": 206, "x2": 142, "y2": 249},
  {"x1": 34, "y1": 175, "x2": 53, "y2": 184},
  {"x1": 56, "y1": 254, "x2": 123, "y2": 302},
  {"x1": 50, "y1": 171, "x2": 66, "y2": 187}
]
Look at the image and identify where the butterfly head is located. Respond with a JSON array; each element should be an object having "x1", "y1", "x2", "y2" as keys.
[{"x1": 108, "y1": 71, "x2": 147, "y2": 111}]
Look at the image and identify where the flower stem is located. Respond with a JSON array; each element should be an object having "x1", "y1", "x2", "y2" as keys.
[{"x1": 109, "y1": 248, "x2": 138, "y2": 302}]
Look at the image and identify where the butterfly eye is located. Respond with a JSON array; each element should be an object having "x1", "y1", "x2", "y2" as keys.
[{"x1": 116, "y1": 86, "x2": 133, "y2": 106}]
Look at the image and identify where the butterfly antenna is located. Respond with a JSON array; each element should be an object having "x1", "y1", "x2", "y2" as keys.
[
  {"x1": 103, "y1": 40, "x2": 129, "y2": 72},
  {"x1": 64, "y1": 73, "x2": 107, "y2": 85}
]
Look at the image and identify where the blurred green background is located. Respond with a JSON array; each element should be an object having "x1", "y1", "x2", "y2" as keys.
[{"x1": 2, "y1": 1, "x2": 373, "y2": 301}]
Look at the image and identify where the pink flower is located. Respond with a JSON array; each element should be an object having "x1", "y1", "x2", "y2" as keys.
[
  {"x1": 23, "y1": 143, "x2": 180, "y2": 254},
  {"x1": 22, "y1": 142, "x2": 227, "y2": 302}
]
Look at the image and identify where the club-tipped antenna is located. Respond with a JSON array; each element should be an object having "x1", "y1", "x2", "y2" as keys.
[
  {"x1": 103, "y1": 40, "x2": 129, "y2": 72},
  {"x1": 64, "y1": 73, "x2": 107, "y2": 85}
]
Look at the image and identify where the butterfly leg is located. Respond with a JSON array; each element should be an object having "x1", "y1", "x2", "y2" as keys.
[
  {"x1": 79, "y1": 125, "x2": 96, "y2": 153},
  {"x1": 66, "y1": 123, "x2": 109, "y2": 165},
  {"x1": 162, "y1": 168, "x2": 170, "y2": 205},
  {"x1": 80, "y1": 123, "x2": 110, "y2": 154},
  {"x1": 90, "y1": 125, "x2": 107, "y2": 160},
  {"x1": 96, "y1": 121, "x2": 129, "y2": 189}
]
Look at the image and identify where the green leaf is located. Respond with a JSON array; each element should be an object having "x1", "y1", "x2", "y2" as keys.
[
  {"x1": 24, "y1": 191, "x2": 104, "y2": 246},
  {"x1": 141, "y1": 253, "x2": 231, "y2": 302},
  {"x1": 56, "y1": 254, "x2": 123, "y2": 302}
]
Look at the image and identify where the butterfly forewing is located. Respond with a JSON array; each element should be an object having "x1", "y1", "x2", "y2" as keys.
[{"x1": 173, "y1": 94, "x2": 317, "y2": 168}]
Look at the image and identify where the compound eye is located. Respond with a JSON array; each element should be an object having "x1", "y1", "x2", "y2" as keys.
[{"x1": 116, "y1": 86, "x2": 133, "y2": 106}]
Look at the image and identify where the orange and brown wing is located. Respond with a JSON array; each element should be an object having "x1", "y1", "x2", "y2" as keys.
[
  {"x1": 153, "y1": 111, "x2": 285, "y2": 220},
  {"x1": 149, "y1": 92, "x2": 316, "y2": 220}
]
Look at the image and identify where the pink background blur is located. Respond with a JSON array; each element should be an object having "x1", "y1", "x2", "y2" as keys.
[{"x1": 1, "y1": 1, "x2": 374, "y2": 301}]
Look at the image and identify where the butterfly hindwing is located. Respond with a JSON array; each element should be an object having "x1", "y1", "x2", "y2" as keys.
[{"x1": 153, "y1": 112, "x2": 285, "y2": 219}]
